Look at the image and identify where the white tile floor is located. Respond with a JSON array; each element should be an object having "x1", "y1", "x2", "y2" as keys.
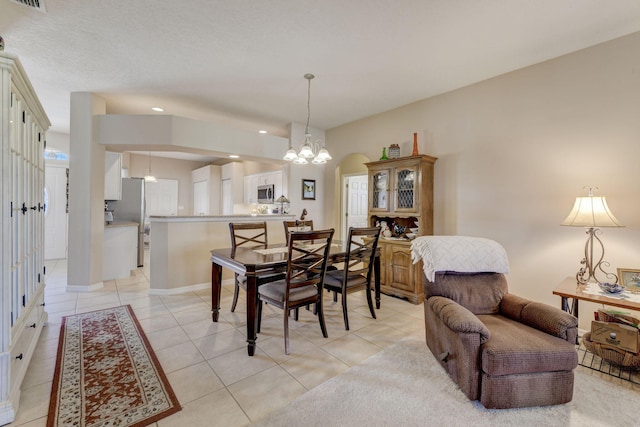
[{"x1": 8, "y1": 253, "x2": 425, "y2": 426}]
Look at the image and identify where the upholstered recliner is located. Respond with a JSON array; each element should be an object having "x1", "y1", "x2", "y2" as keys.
[{"x1": 412, "y1": 236, "x2": 579, "y2": 409}]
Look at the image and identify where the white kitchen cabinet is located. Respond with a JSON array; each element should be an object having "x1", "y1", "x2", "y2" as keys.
[
  {"x1": 243, "y1": 175, "x2": 258, "y2": 204},
  {"x1": 221, "y1": 162, "x2": 243, "y2": 214},
  {"x1": 104, "y1": 151, "x2": 122, "y2": 200},
  {"x1": 103, "y1": 223, "x2": 137, "y2": 280},
  {"x1": 1, "y1": 51, "x2": 50, "y2": 425},
  {"x1": 191, "y1": 165, "x2": 221, "y2": 215}
]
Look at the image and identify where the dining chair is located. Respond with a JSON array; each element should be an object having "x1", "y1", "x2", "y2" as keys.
[
  {"x1": 323, "y1": 226, "x2": 381, "y2": 330},
  {"x1": 283, "y1": 219, "x2": 314, "y2": 243},
  {"x1": 258, "y1": 228, "x2": 335, "y2": 354},
  {"x1": 228, "y1": 221, "x2": 284, "y2": 312}
]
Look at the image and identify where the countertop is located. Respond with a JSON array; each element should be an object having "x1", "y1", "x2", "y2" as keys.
[
  {"x1": 149, "y1": 214, "x2": 295, "y2": 223},
  {"x1": 105, "y1": 221, "x2": 139, "y2": 228}
]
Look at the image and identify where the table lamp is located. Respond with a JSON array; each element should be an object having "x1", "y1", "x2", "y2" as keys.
[
  {"x1": 275, "y1": 195, "x2": 289, "y2": 214},
  {"x1": 561, "y1": 187, "x2": 623, "y2": 284}
]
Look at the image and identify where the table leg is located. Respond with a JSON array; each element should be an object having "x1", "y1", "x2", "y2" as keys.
[
  {"x1": 374, "y1": 255, "x2": 381, "y2": 309},
  {"x1": 245, "y1": 275, "x2": 258, "y2": 356},
  {"x1": 560, "y1": 296, "x2": 579, "y2": 319},
  {"x1": 211, "y1": 262, "x2": 222, "y2": 322}
]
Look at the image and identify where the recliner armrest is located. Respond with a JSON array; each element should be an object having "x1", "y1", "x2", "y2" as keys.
[
  {"x1": 501, "y1": 293, "x2": 578, "y2": 343},
  {"x1": 428, "y1": 296, "x2": 491, "y2": 344}
]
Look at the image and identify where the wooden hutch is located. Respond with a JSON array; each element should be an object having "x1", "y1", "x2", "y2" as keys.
[{"x1": 365, "y1": 154, "x2": 437, "y2": 304}]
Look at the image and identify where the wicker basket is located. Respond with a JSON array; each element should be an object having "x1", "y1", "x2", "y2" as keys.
[{"x1": 582, "y1": 332, "x2": 640, "y2": 367}]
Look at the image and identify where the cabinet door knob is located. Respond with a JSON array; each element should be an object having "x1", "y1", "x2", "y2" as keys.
[
  {"x1": 16, "y1": 353, "x2": 23, "y2": 360},
  {"x1": 30, "y1": 323, "x2": 36, "y2": 328}
]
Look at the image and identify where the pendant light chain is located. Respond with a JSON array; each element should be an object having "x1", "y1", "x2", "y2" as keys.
[{"x1": 305, "y1": 73, "x2": 313, "y2": 135}]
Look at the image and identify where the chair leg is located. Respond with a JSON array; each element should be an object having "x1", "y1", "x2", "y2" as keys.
[
  {"x1": 294, "y1": 307, "x2": 299, "y2": 321},
  {"x1": 257, "y1": 299, "x2": 263, "y2": 333},
  {"x1": 231, "y1": 274, "x2": 240, "y2": 312},
  {"x1": 341, "y1": 294, "x2": 350, "y2": 331},
  {"x1": 284, "y1": 309, "x2": 290, "y2": 355},
  {"x1": 333, "y1": 291, "x2": 337, "y2": 303},
  {"x1": 366, "y1": 283, "x2": 376, "y2": 319},
  {"x1": 317, "y1": 300, "x2": 328, "y2": 338}
]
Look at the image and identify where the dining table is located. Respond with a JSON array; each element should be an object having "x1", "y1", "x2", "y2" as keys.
[{"x1": 210, "y1": 240, "x2": 381, "y2": 356}]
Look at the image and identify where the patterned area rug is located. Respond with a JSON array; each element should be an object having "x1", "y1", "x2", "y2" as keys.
[{"x1": 47, "y1": 305, "x2": 181, "y2": 427}]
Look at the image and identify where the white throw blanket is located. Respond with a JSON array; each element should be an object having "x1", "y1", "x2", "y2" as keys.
[{"x1": 410, "y1": 236, "x2": 510, "y2": 282}]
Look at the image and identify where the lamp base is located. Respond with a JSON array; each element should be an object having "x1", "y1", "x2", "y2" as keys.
[{"x1": 575, "y1": 227, "x2": 618, "y2": 285}]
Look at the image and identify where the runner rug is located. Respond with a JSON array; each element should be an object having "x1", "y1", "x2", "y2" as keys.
[{"x1": 47, "y1": 305, "x2": 181, "y2": 427}]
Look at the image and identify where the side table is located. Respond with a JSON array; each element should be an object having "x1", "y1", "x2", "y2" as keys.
[{"x1": 553, "y1": 277, "x2": 640, "y2": 384}]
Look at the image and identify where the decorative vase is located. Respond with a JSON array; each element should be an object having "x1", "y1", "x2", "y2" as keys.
[
  {"x1": 380, "y1": 147, "x2": 389, "y2": 160},
  {"x1": 412, "y1": 132, "x2": 419, "y2": 156},
  {"x1": 388, "y1": 144, "x2": 400, "y2": 159}
]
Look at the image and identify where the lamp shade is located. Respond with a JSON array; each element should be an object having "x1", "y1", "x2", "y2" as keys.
[{"x1": 561, "y1": 196, "x2": 623, "y2": 228}]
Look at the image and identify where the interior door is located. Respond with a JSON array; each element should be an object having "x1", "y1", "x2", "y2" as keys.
[
  {"x1": 343, "y1": 174, "x2": 369, "y2": 238},
  {"x1": 44, "y1": 165, "x2": 68, "y2": 260}
]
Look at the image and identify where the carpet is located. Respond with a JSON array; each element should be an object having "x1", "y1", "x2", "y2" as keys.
[
  {"x1": 255, "y1": 339, "x2": 640, "y2": 427},
  {"x1": 47, "y1": 305, "x2": 181, "y2": 427}
]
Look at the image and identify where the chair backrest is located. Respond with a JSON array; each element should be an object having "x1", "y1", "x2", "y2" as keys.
[
  {"x1": 283, "y1": 220, "x2": 314, "y2": 243},
  {"x1": 229, "y1": 222, "x2": 268, "y2": 251},
  {"x1": 425, "y1": 272, "x2": 508, "y2": 315},
  {"x1": 284, "y1": 229, "x2": 334, "y2": 304},
  {"x1": 341, "y1": 227, "x2": 381, "y2": 283}
]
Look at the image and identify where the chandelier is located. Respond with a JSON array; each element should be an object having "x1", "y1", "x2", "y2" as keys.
[{"x1": 283, "y1": 73, "x2": 332, "y2": 165}]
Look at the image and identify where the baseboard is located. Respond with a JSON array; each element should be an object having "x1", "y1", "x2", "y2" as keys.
[
  {"x1": 148, "y1": 281, "x2": 213, "y2": 296},
  {"x1": 66, "y1": 282, "x2": 104, "y2": 292}
]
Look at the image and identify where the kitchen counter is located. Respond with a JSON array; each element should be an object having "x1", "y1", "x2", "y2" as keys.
[
  {"x1": 150, "y1": 214, "x2": 293, "y2": 222},
  {"x1": 149, "y1": 214, "x2": 294, "y2": 294},
  {"x1": 105, "y1": 221, "x2": 139, "y2": 228}
]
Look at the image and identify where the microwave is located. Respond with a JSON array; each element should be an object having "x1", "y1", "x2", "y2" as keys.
[{"x1": 257, "y1": 184, "x2": 274, "y2": 204}]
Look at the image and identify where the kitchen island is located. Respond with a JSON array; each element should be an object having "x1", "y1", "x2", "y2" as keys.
[{"x1": 148, "y1": 214, "x2": 294, "y2": 294}]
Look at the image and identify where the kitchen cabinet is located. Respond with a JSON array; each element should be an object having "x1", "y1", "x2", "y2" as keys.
[
  {"x1": 222, "y1": 162, "x2": 244, "y2": 214},
  {"x1": 103, "y1": 222, "x2": 138, "y2": 280},
  {"x1": 243, "y1": 175, "x2": 258, "y2": 204},
  {"x1": 1, "y1": 51, "x2": 50, "y2": 425},
  {"x1": 104, "y1": 151, "x2": 122, "y2": 200},
  {"x1": 192, "y1": 165, "x2": 221, "y2": 215},
  {"x1": 365, "y1": 155, "x2": 437, "y2": 304}
]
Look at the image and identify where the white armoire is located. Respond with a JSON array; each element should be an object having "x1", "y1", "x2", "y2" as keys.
[{"x1": 0, "y1": 51, "x2": 50, "y2": 425}]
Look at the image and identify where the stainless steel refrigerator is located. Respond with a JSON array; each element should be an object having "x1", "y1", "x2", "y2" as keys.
[{"x1": 106, "y1": 178, "x2": 146, "y2": 267}]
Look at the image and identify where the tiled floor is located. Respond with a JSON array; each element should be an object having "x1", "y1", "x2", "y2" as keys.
[{"x1": 8, "y1": 252, "x2": 425, "y2": 426}]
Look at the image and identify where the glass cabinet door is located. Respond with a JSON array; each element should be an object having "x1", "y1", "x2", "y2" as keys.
[
  {"x1": 394, "y1": 167, "x2": 417, "y2": 212},
  {"x1": 370, "y1": 169, "x2": 390, "y2": 212}
]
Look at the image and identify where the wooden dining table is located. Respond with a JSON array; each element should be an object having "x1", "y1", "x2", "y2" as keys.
[{"x1": 210, "y1": 241, "x2": 381, "y2": 356}]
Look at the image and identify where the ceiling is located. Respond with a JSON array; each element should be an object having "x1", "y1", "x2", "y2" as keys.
[{"x1": 3, "y1": 0, "x2": 640, "y2": 144}]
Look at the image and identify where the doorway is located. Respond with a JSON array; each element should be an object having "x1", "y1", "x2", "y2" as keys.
[{"x1": 45, "y1": 165, "x2": 69, "y2": 260}]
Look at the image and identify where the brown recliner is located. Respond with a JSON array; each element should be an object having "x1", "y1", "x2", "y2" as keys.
[{"x1": 423, "y1": 271, "x2": 578, "y2": 409}]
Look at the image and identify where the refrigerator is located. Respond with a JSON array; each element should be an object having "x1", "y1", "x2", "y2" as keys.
[{"x1": 106, "y1": 178, "x2": 146, "y2": 267}]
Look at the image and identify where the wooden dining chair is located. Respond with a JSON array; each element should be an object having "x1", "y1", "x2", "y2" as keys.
[
  {"x1": 323, "y1": 226, "x2": 381, "y2": 330},
  {"x1": 228, "y1": 222, "x2": 284, "y2": 312},
  {"x1": 258, "y1": 228, "x2": 335, "y2": 354},
  {"x1": 283, "y1": 219, "x2": 314, "y2": 243}
]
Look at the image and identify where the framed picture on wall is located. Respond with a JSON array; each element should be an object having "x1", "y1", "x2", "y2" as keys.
[
  {"x1": 617, "y1": 268, "x2": 640, "y2": 294},
  {"x1": 302, "y1": 179, "x2": 316, "y2": 200}
]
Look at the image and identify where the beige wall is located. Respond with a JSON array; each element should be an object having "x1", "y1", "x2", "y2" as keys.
[{"x1": 325, "y1": 32, "x2": 640, "y2": 330}]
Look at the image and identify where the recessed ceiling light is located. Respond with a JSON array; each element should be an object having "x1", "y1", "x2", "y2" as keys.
[
  {"x1": 229, "y1": 154, "x2": 240, "y2": 159},
  {"x1": 152, "y1": 107, "x2": 164, "y2": 112},
  {"x1": 258, "y1": 130, "x2": 267, "y2": 134}
]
